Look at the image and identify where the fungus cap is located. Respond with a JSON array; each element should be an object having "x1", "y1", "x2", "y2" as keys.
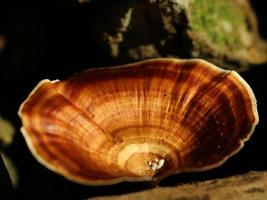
[{"x1": 18, "y1": 58, "x2": 258, "y2": 185}]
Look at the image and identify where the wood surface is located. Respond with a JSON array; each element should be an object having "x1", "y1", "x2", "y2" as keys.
[{"x1": 91, "y1": 171, "x2": 267, "y2": 200}]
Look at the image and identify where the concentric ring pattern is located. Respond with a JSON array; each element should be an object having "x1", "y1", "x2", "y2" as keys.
[{"x1": 18, "y1": 58, "x2": 258, "y2": 185}]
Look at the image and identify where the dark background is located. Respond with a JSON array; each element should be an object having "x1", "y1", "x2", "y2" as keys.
[{"x1": 0, "y1": 1, "x2": 266, "y2": 199}]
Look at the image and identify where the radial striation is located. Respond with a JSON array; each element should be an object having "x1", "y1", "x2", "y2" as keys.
[{"x1": 18, "y1": 58, "x2": 258, "y2": 185}]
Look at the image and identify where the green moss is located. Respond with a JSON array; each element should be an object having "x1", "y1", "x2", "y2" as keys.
[{"x1": 190, "y1": 0, "x2": 245, "y2": 50}]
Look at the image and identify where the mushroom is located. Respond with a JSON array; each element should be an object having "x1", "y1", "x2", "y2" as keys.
[{"x1": 18, "y1": 58, "x2": 258, "y2": 185}]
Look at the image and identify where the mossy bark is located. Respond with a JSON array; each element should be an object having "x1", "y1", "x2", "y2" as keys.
[
  {"x1": 91, "y1": 171, "x2": 267, "y2": 200},
  {"x1": 91, "y1": 0, "x2": 267, "y2": 71}
]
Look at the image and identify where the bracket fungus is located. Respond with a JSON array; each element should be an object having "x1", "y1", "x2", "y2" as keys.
[{"x1": 18, "y1": 58, "x2": 258, "y2": 185}]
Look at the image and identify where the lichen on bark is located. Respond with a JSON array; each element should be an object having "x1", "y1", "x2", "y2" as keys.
[
  {"x1": 186, "y1": 0, "x2": 267, "y2": 70},
  {"x1": 190, "y1": 0, "x2": 245, "y2": 51}
]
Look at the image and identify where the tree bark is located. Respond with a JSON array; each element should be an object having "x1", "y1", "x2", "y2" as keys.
[
  {"x1": 91, "y1": 171, "x2": 267, "y2": 200},
  {"x1": 90, "y1": 0, "x2": 267, "y2": 71}
]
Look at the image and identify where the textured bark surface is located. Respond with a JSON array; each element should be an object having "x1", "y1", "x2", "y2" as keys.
[
  {"x1": 91, "y1": 171, "x2": 267, "y2": 200},
  {"x1": 91, "y1": 0, "x2": 267, "y2": 72}
]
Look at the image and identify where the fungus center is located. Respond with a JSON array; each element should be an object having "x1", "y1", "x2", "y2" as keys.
[
  {"x1": 147, "y1": 158, "x2": 165, "y2": 171},
  {"x1": 116, "y1": 143, "x2": 172, "y2": 177}
]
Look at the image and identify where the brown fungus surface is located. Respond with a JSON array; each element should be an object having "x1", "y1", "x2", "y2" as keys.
[{"x1": 18, "y1": 58, "x2": 258, "y2": 185}]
